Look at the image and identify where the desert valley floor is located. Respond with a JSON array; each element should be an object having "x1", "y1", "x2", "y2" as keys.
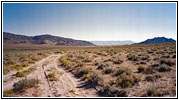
[{"x1": 3, "y1": 43, "x2": 176, "y2": 97}]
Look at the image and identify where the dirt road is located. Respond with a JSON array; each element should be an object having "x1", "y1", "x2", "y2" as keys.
[{"x1": 3, "y1": 54, "x2": 98, "y2": 97}]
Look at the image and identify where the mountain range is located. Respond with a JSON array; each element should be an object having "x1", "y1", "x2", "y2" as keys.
[
  {"x1": 3, "y1": 32, "x2": 95, "y2": 46},
  {"x1": 137, "y1": 37, "x2": 176, "y2": 44},
  {"x1": 3, "y1": 32, "x2": 176, "y2": 46}
]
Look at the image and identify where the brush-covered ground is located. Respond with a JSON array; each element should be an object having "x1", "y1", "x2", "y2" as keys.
[{"x1": 3, "y1": 43, "x2": 176, "y2": 97}]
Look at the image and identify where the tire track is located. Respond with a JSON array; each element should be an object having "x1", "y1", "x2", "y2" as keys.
[{"x1": 3, "y1": 54, "x2": 98, "y2": 97}]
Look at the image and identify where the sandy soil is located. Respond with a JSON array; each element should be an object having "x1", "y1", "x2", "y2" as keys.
[{"x1": 3, "y1": 54, "x2": 98, "y2": 97}]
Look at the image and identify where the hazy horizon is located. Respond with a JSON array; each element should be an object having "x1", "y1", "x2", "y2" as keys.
[{"x1": 3, "y1": 3, "x2": 176, "y2": 42}]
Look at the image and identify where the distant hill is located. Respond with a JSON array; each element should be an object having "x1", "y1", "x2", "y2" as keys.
[
  {"x1": 3, "y1": 32, "x2": 95, "y2": 46},
  {"x1": 90, "y1": 40, "x2": 135, "y2": 46},
  {"x1": 137, "y1": 37, "x2": 176, "y2": 44}
]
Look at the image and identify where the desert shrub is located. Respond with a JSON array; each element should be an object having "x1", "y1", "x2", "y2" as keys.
[
  {"x1": 145, "y1": 75, "x2": 155, "y2": 82},
  {"x1": 141, "y1": 86, "x2": 163, "y2": 97},
  {"x1": 104, "y1": 67, "x2": 115, "y2": 74},
  {"x1": 138, "y1": 61, "x2": 146, "y2": 65},
  {"x1": 172, "y1": 55, "x2": 176, "y2": 58},
  {"x1": 82, "y1": 55, "x2": 92, "y2": 62},
  {"x1": 153, "y1": 57, "x2": 159, "y2": 61},
  {"x1": 116, "y1": 73, "x2": 134, "y2": 88},
  {"x1": 137, "y1": 65, "x2": 145, "y2": 73},
  {"x1": 140, "y1": 56, "x2": 148, "y2": 60},
  {"x1": 75, "y1": 62, "x2": 84, "y2": 67},
  {"x1": 59, "y1": 57, "x2": 71, "y2": 67},
  {"x1": 67, "y1": 66, "x2": 76, "y2": 72},
  {"x1": 160, "y1": 59, "x2": 175, "y2": 66},
  {"x1": 98, "y1": 84, "x2": 128, "y2": 97},
  {"x1": 7, "y1": 61, "x2": 16, "y2": 65},
  {"x1": 115, "y1": 72, "x2": 141, "y2": 89},
  {"x1": 27, "y1": 67, "x2": 36, "y2": 71},
  {"x1": 146, "y1": 86, "x2": 156, "y2": 96},
  {"x1": 14, "y1": 71, "x2": 25, "y2": 77},
  {"x1": 158, "y1": 64, "x2": 171, "y2": 72},
  {"x1": 138, "y1": 53, "x2": 150, "y2": 60},
  {"x1": 67, "y1": 53, "x2": 73, "y2": 58},
  {"x1": 103, "y1": 59, "x2": 112, "y2": 62},
  {"x1": 147, "y1": 50, "x2": 153, "y2": 54},
  {"x1": 144, "y1": 67, "x2": 155, "y2": 74},
  {"x1": 115, "y1": 66, "x2": 131, "y2": 76},
  {"x1": 13, "y1": 79, "x2": 39, "y2": 92},
  {"x1": 82, "y1": 73, "x2": 93, "y2": 80},
  {"x1": 3, "y1": 65, "x2": 13, "y2": 74},
  {"x1": 113, "y1": 59, "x2": 123, "y2": 64},
  {"x1": 88, "y1": 72, "x2": 104, "y2": 86},
  {"x1": 127, "y1": 54, "x2": 138, "y2": 61},
  {"x1": 151, "y1": 62, "x2": 160, "y2": 68},
  {"x1": 12, "y1": 64, "x2": 23, "y2": 70},
  {"x1": 37, "y1": 53, "x2": 43, "y2": 55},
  {"x1": 75, "y1": 67, "x2": 92, "y2": 77},
  {"x1": 22, "y1": 63, "x2": 29, "y2": 67},
  {"x1": 94, "y1": 60, "x2": 101, "y2": 66},
  {"x1": 145, "y1": 74, "x2": 161, "y2": 82},
  {"x1": 161, "y1": 55, "x2": 170, "y2": 59},
  {"x1": 109, "y1": 79, "x2": 117, "y2": 86},
  {"x1": 28, "y1": 61, "x2": 35, "y2": 64},
  {"x1": 97, "y1": 63, "x2": 110, "y2": 70},
  {"x1": 77, "y1": 55, "x2": 85, "y2": 59},
  {"x1": 31, "y1": 57, "x2": 39, "y2": 61}
]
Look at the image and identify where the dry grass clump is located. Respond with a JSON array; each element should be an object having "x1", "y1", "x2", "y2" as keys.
[
  {"x1": 13, "y1": 67, "x2": 36, "y2": 77},
  {"x1": 23, "y1": 67, "x2": 36, "y2": 74},
  {"x1": 3, "y1": 90, "x2": 14, "y2": 97},
  {"x1": 48, "y1": 72, "x2": 58, "y2": 81},
  {"x1": 22, "y1": 63, "x2": 29, "y2": 67},
  {"x1": 14, "y1": 71, "x2": 25, "y2": 77}
]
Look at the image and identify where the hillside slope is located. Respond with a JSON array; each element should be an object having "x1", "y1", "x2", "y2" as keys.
[{"x1": 3, "y1": 32, "x2": 95, "y2": 46}]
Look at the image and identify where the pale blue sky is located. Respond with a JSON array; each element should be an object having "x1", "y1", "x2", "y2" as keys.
[{"x1": 3, "y1": 3, "x2": 176, "y2": 42}]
